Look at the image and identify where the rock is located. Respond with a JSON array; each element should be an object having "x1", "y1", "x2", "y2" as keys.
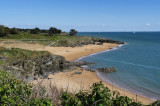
[
  {"x1": 73, "y1": 71, "x2": 82, "y2": 74},
  {"x1": 85, "y1": 68, "x2": 96, "y2": 72},
  {"x1": 97, "y1": 67, "x2": 116, "y2": 73},
  {"x1": 3, "y1": 53, "x2": 78, "y2": 82},
  {"x1": 80, "y1": 66, "x2": 96, "y2": 72},
  {"x1": 97, "y1": 42, "x2": 103, "y2": 45},
  {"x1": 0, "y1": 57, "x2": 5, "y2": 60},
  {"x1": 65, "y1": 61, "x2": 95, "y2": 67},
  {"x1": 91, "y1": 37, "x2": 124, "y2": 44},
  {"x1": 3, "y1": 53, "x2": 95, "y2": 82}
]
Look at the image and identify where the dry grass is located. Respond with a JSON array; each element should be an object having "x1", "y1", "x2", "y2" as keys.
[{"x1": 31, "y1": 79, "x2": 64, "y2": 105}]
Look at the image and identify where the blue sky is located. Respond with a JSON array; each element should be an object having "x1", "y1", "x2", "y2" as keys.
[{"x1": 0, "y1": 0, "x2": 160, "y2": 32}]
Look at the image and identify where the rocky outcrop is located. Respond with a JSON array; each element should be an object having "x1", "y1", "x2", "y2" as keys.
[
  {"x1": 97, "y1": 67, "x2": 116, "y2": 73},
  {"x1": 0, "y1": 47, "x2": 81, "y2": 81},
  {"x1": 51, "y1": 37, "x2": 124, "y2": 47},
  {"x1": 5, "y1": 54, "x2": 71, "y2": 81},
  {"x1": 91, "y1": 37, "x2": 124, "y2": 44},
  {"x1": 1, "y1": 47, "x2": 95, "y2": 81},
  {"x1": 66, "y1": 61, "x2": 95, "y2": 67}
]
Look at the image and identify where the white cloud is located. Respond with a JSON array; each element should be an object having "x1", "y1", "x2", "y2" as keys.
[{"x1": 146, "y1": 23, "x2": 151, "y2": 26}]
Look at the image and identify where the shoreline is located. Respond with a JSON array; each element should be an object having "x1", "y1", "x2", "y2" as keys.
[
  {"x1": 0, "y1": 42, "x2": 154, "y2": 105},
  {"x1": 72, "y1": 43, "x2": 154, "y2": 105},
  {"x1": 73, "y1": 43, "x2": 125, "y2": 62}
]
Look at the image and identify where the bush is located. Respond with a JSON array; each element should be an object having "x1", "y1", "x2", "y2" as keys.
[
  {"x1": 49, "y1": 27, "x2": 62, "y2": 36},
  {"x1": 0, "y1": 70, "x2": 53, "y2": 105},
  {"x1": 30, "y1": 27, "x2": 40, "y2": 34},
  {"x1": 61, "y1": 81, "x2": 142, "y2": 106},
  {"x1": 0, "y1": 25, "x2": 9, "y2": 37},
  {"x1": 69, "y1": 29, "x2": 78, "y2": 36},
  {"x1": 9, "y1": 27, "x2": 19, "y2": 34}
]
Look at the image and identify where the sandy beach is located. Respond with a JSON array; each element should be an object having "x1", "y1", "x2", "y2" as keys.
[
  {"x1": 0, "y1": 42, "x2": 154, "y2": 105},
  {"x1": 0, "y1": 42, "x2": 118, "y2": 61}
]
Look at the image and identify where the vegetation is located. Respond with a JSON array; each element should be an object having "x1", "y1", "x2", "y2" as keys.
[
  {"x1": 30, "y1": 27, "x2": 40, "y2": 34},
  {"x1": 0, "y1": 25, "x2": 9, "y2": 37},
  {"x1": 2, "y1": 70, "x2": 157, "y2": 106},
  {"x1": 0, "y1": 31, "x2": 93, "y2": 47},
  {"x1": 9, "y1": 27, "x2": 19, "y2": 34},
  {"x1": 69, "y1": 29, "x2": 78, "y2": 36},
  {"x1": 0, "y1": 25, "x2": 159, "y2": 105},
  {"x1": 0, "y1": 25, "x2": 73, "y2": 38},
  {"x1": 0, "y1": 47, "x2": 159, "y2": 105},
  {"x1": 48, "y1": 27, "x2": 62, "y2": 36},
  {"x1": 0, "y1": 47, "x2": 49, "y2": 60},
  {"x1": 0, "y1": 25, "x2": 85, "y2": 46},
  {"x1": 0, "y1": 70, "x2": 53, "y2": 105},
  {"x1": 61, "y1": 81, "x2": 143, "y2": 106}
]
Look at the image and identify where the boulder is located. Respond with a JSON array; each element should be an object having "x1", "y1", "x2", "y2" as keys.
[
  {"x1": 97, "y1": 67, "x2": 116, "y2": 73},
  {"x1": 73, "y1": 71, "x2": 82, "y2": 75},
  {"x1": 67, "y1": 61, "x2": 95, "y2": 67}
]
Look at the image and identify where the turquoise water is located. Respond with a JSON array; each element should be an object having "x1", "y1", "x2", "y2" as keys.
[{"x1": 78, "y1": 32, "x2": 160, "y2": 100}]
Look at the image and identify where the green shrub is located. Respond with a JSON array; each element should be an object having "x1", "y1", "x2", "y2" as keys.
[
  {"x1": 0, "y1": 70, "x2": 53, "y2": 105},
  {"x1": 61, "y1": 81, "x2": 143, "y2": 106}
]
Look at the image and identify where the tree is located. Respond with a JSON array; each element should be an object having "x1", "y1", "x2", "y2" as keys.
[
  {"x1": 9, "y1": 27, "x2": 18, "y2": 34},
  {"x1": 56, "y1": 29, "x2": 62, "y2": 34},
  {"x1": 0, "y1": 25, "x2": 9, "y2": 37},
  {"x1": 30, "y1": 27, "x2": 40, "y2": 34},
  {"x1": 69, "y1": 29, "x2": 78, "y2": 36},
  {"x1": 41, "y1": 29, "x2": 49, "y2": 33},
  {"x1": 49, "y1": 27, "x2": 55, "y2": 35},
  {"x1": 48, "y1": 27, "x2": 62, "y2": 36},
  {"x1": 4, "y1": 27, "x2": 10, "y2": 35}
]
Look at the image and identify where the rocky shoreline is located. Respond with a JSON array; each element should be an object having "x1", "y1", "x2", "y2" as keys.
[
  {"x1": 0, "y1": 47, "x2": 98, "y2": 81},
  {"x1": 52, "y1": 37, "x2": 124, "y2": 47},
  {"x1": 0, "y1": 37, "x2": 124, "y2": 82}
]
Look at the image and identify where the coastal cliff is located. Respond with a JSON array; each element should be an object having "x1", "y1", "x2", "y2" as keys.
[
  {"x1": 0, "y1": 47, "x2": 67, "y2": 81},
  {"x1": 0, "y1": 47, "x2": 94, "y2": 81}
]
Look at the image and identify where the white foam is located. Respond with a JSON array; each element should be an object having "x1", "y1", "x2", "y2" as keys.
[{"x1": 73, "y1": 43, "x2": 127, "y2": 62}]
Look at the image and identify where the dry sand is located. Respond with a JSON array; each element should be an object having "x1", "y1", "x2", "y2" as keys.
[
  {"x1": 0, "y1": 42, "x2": 118, "y2": 61},
  {"x1": 0, "y1": 42, "x2": 154, "y2": 105}
]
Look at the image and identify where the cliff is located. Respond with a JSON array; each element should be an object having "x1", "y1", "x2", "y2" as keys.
[{"x1": 0, "y1": 47, "x2": 94, "y2": 81}]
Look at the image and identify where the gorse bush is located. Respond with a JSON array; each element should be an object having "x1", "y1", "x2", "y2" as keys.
[
  {"x1": 61, "y1": 81, "x2": 143, "y2": 106},
  {"x1": 0, "y1": 70, "x2": 53, "y2": 105}
]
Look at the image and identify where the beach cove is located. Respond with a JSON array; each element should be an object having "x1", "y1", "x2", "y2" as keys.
[{"x1": 0, "y1": 41, "x2": 154, "y2": 105}]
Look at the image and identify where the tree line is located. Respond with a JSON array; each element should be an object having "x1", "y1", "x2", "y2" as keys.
[{"x1": 0, "y1": 25, "x2": 78, "y2": 37}]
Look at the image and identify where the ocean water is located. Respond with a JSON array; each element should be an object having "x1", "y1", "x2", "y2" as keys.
[{"x1": 77, "y1": 32, "x2": 160, "y2": 100}]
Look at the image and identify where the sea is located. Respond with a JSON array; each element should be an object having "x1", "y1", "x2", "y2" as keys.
[{"x1": 77, "y1": 32, "x2": 160, "y2": 101}]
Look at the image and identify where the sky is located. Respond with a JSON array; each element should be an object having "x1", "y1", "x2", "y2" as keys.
[{"x1": 0, "y1": 0, "x2": 160, "y2": 32}]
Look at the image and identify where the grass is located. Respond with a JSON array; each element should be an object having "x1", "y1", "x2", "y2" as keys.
[
  {"x1": 0, "y1": 32, "x2": 93, "y2": 46},
  {"x1": 0, "y1": 47, "x2": 50, "y2": 60},
  {"x1": 2, "y1": 32, "x2": 50, "y2": 40},
  {"x1": 0, "y1": 60, "x2": 3, "y2": 65}
]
